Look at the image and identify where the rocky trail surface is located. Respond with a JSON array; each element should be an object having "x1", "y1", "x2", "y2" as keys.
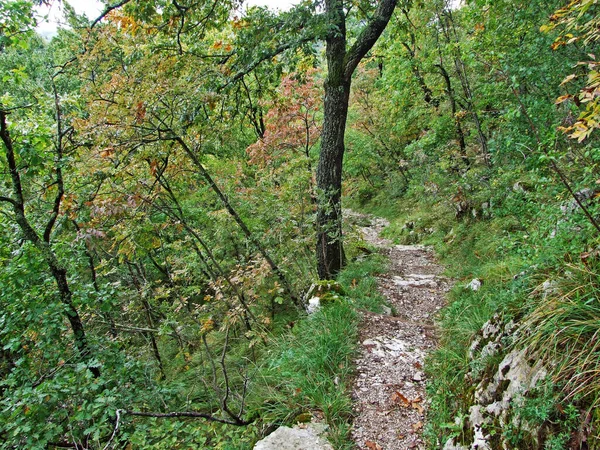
[
  {"x1": 252, "y1": 214, "x2": 450, "y2": 450},
  {"x1": 350, "y1": 214, "x2": 450, "y2": 450}
]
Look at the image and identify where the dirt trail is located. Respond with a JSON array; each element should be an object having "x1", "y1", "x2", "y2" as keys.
[{"x1": 350, "y1": 214, "x2": 450, "y2": 450}]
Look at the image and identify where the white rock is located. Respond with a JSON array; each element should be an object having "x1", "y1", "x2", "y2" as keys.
[
  {"x1": 384, "y1": 339, "x2": 407, "y2": 352},
  {"x1": 395, "y1": 244, "x2": 427, "y2": 251},
  {"x1": 381, "y1": 305, "x2": 393, "y2": 316},
  {"x1": 541, "y1": 279, "x2": 558, "y2": 298},
  {"x1": 307, "y1": 297, "x2": 321, "y2": 314},
  {"x1": 254, "y1": 424, "x2": 333, "y2": 450},
  {"x1": 469, "y1": 405, "x2": 492, "y2": 450},
  {"x1": 481, "y1": 319, "x2": 501, "y2": 339},
  {"x1": 393, "y1": 275, "x2": 437, "y2": 288},
  {"x1": 466, "y1": 279, "x2": 482, "y2": 291},
  {"x1": 443, "y1": 438, "x2": 469, "y2": 450}
]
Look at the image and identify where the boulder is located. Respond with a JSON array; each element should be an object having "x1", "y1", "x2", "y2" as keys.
[{"x1": 254, "y1": 423, "x2": 333, "y2": 450}]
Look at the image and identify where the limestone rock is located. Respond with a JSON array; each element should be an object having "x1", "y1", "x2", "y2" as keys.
[
  {"x1": 307, "y1": 297, "x2": 321, "y2": 314},
  {"x1": 254, "y1": 424, "x2": 333, "y2": 450},
  {"x1": 448, "y1": 314, "x2": 548, "y2": 450},
  {"x1": 443, "y1": 438, "x2": 469, "y2": 450},
  {"x1": 465, "y1": 278, "x2": 482, "y2": 291}
]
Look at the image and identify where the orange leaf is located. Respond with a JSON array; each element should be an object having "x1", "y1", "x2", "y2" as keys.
[
  {"x1": 391, "y1": 391, "x2": 410, "y2": 407},
  {"x1": 365, "y1": 441, "x2": 383, "y2": 450},
  {"x1": 555, "y1": 94, "x2": 573, "y2": 104},
  {"x1": 412, "y1": 421, "x2": 424, "y2": 432}
]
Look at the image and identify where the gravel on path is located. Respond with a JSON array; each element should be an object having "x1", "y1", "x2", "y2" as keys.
[{"x1": 349, "y1": 214, "x2": 450, "y2": 450}]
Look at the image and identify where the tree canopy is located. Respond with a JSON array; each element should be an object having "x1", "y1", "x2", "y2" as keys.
[{"x1": 2, "y1": 0, "x2": 600, "y2": 448}]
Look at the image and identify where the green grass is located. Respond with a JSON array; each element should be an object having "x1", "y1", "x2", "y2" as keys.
[
  {"x1": 242, "y1": 252, "x2": 387, "y2": 449},
  {"x1": 251, "y1": 302, "x2": 358, "y2": 448},
  {"x1": 350, "y1": 174, "x2": 600, "y2": 448}
]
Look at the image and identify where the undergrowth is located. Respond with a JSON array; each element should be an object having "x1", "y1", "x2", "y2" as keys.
[
  {"x1": 239, "y1": 251, "x2": 387, "y2": 449},
  {"x1": 351, "y1": 177, "x2": 600, "y2": 448}
]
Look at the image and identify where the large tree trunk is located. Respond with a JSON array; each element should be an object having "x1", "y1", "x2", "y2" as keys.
[
  {"x1": 316, "y1": 0, "x2": 397, "y2": 279},
  {"x1": 316, "y1": 76, "x2": 351, "y2": 279},
  {"x1": 316, "y1": 0, "x2": 348, "y2": 279}
]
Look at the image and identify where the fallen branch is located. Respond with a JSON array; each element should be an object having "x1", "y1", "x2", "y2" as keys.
[
  {"x1": 123, "y1": 409, "x2": 251, "y2": 426},
  {"x1": 102, "y1": 409, "x2": 122, "y2": 450}
]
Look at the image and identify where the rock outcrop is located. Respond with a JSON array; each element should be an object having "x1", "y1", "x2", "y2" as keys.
[{"x1": 444, "y1": 315, "x2": 548, "y2": 450}]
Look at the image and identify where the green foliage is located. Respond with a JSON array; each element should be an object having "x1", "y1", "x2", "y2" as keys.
[
  {"x1": 3, "y1": 0, "x2": 600, "y2": 447},
  {"x1": 344, "y1": 0, "x2": 600, "y2": 447}
]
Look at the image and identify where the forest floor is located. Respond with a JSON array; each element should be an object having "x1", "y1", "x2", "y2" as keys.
[{"x1": 349, "y1": 213, "x2": 450, "y2": 450}]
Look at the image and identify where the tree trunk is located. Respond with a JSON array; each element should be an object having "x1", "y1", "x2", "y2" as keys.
[
  {"x1": 436, "y1": 63, "x2": 469, "y2": 166},
  {"x1": 316, "y1": 0, "x2": 349, "y2": 279},
  {"x1": 0, "y1": 110, "x2": 99, "y2": 378},
  {"x1": 316, "y1": 77, "x2": 350, "y2": 279},
  {"x1": 316, "y1": 0, "x2": 397, "y2": 279}
]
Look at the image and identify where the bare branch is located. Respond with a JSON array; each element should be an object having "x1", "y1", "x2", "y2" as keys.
[
  {"x1": 102, "y1": 409, "x2": 122, "y2": 450},
  {"x1": 90, "y1": 0, "x2": 132, "y2": 29},
  {"x1": 123, "y1": 409, "x2": 251, "y2": 426}
]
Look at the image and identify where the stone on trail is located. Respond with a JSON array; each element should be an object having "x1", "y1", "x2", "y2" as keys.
[{"x1": 253, "y1": 423, "x2": 333, "y2": 450}]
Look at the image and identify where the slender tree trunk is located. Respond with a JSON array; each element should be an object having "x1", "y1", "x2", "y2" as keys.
[
  {"x1": 438, "y1": 8, "x2": 489, "y2": 165},
  {"x1": 0, "y1": 110, "x2": 100, "y2": 378},
  {"x1": 436, "y1": 63, "x2": 469, "y2": 166}
]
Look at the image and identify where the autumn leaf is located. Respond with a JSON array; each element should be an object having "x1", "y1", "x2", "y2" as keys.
[
  {"x1": 555, "y1": 94, "x2": 573, "y2": 104},
  {"x1": 391, "y1": 391, "x2": 410, "y2": 407},
  {"x1": 411, "y1": 400, "x2": 424, "y2": 414},
  {"x1": 134, "y1": 101, "x2": 146, "y2": 123},
  {"x1": 411, "y1": 421, "x2": 424, "y2": 433},
  {"x1": 365, "y1": 441, "x2": 383, "y2": 450},
  {"x1": 560, "y1": 74, "x2": 577, "y2": 86},
  {"x1": 200, "y1": 318, "x2": 215, "y2": 334}
]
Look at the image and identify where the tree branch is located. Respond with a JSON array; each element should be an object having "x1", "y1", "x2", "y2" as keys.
[
  {"x1": 223, "y1": 35, "x2": 317, "y2": 91},
  {"x1": 123, "y1": 409, "x2": 251, "y2": 426},
  {"x1": 43, "y1": 81, "x2": 66, "y2": 243},
  {"x1": 90, "y1": 0, "x2": 132, "y2": 29},
  {"x1": 0, "y1": 196, "x2": 17, "y2": 206},
  {"x1": 344, "y1": 0, "x2": 397, "y2": 80}
]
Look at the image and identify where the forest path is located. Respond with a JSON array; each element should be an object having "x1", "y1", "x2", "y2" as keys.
[{"x1": 348, "y1": 213, "x2": 449, "y2": 450}]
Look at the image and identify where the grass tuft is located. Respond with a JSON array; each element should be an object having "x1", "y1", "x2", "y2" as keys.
[{"x1": 247, "y1": 252, "x2": 387, "y2": 449}]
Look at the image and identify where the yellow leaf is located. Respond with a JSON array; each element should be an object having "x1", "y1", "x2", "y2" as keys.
[
  {"x1": 560, "y1": 74, "x2": 577, "y2": 86},
  {"x1": 555, "y1": 94, "x2": 572, "y2": 104}
]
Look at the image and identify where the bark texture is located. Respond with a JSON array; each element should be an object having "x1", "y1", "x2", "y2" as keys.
[{"x1": 316, "y1": 0, "x2": 397, "y2": 279}]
